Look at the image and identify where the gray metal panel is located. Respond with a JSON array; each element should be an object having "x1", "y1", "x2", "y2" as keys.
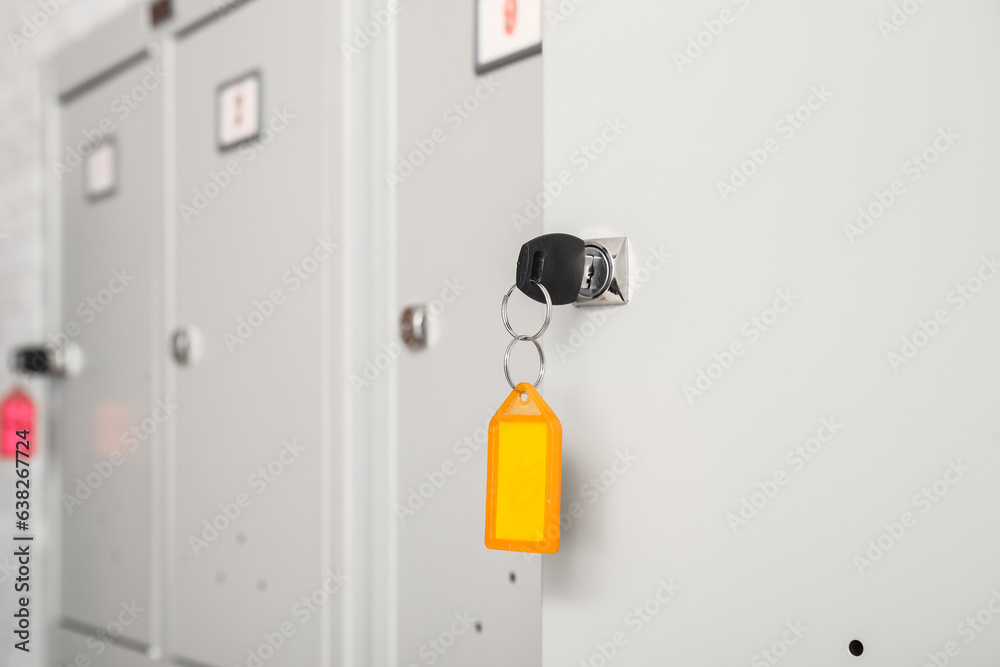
[
  {"x1": 542, "y1": 0, "x2": 1000, "y2": 664},
  {"x1": 170, "y1": 0, "x2": 332, "y2": 664},
  {"x1": 57, "y1": 57, "x2": 161, "y2": 645},
  {"x1": 394, "y1": 1, "x2": 543, "y2": 665},
  {"x1": 55, "y1": 627, "x2": 157, "y2": 667},
  {"x1": 49, "y1": 3, "x2": 153, "y2": 99},
  {"x1": 49, "y1": 1, "x2": 269, "y2": 101}
]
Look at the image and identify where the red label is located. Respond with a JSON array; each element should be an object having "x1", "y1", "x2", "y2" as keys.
[
  {"x1": 504, "y1": 0, "x2": 517, "y2": 35},
  {"x1": 1, "y1": 389, "x2": 34, "y2": 459}
]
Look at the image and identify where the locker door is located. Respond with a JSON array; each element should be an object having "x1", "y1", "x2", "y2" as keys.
[
  {"x1": 170, "y1": 1, "x2": 336, "y2": 665},
  {"x1": 394, "y1": 2, "x2": 542, "y2": 665},
  {"x1": 542, "y1": 0, "x2": 1000, "y2": 664},
  {"x1": 56, "y1": 55, "x2": 162, "y2": 645}
]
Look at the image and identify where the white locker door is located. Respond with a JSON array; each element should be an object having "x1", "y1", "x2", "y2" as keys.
[
  {"x1": 56, "y1": 56, "x2": 162, "y2": 646},
  {"x1": 542, "y1": 1, "x2": 1000, "y2": 665},
  {"x1": 171, "y1": 1, "x2": 338, "y2": 664},
  {"x1": 394, "y1": 1, "x2": 543, "y2": 665}
]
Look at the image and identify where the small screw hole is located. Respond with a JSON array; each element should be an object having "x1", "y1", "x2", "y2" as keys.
[
  {"x1": 509, "y1": 571, "x2": 516, "y2": 583},
  {"x1": 849, "y1": 640, "x2": 864, "y2": 657},
  {"x1": 475, "y1": 622, "x2": 483, "y2": 633}
]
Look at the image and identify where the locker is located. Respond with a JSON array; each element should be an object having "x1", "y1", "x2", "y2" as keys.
[
  {"x1": 541, "y1": 0, "x2": 1000, "y2": 664},
  {"x1": 394, "y1": 2, "x2": 542, "y2": 666},
  {"x1": 43, "y1": 1, "x2": 546, "y2": 665},
  {"x1": 55, "y1": 53, "x2": 162, "y2": 646},
  {"x1": 169, "y1": 0, "x2": 335, "y2": 664}
]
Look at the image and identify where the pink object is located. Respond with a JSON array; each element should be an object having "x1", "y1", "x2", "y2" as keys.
[{"x1": 1, "y1": 387, "x2": 34, "y2": 459}]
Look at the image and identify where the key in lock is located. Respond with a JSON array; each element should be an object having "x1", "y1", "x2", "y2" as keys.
[{"x1": 515, "y1": 234, "x2": 629, "y2": 307}]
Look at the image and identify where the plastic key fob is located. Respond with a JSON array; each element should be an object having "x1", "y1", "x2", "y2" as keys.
[
  {"x1": 516, "y1": 233, "x2": 586, "y2": 305},
  {"x1": 485, "y1": 383, "x2": 562, "y2": 554}
]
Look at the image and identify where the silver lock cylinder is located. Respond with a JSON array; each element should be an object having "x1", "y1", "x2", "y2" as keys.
[
  {"x1": 580, "y1": 244, "x2": 614, "y2": 300},
  {"x1": 575, "y1": 237, "x2": 629, "y2": 306}
]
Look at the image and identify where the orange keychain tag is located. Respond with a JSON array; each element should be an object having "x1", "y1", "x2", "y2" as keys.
[{"x1": 485, "y1": 382, "x2": 562, "y2": 554}]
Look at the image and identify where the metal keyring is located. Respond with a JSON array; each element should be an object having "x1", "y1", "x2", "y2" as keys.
[
  {"x1": 501, "y1": 281, "x2": 552, "y2": 342},
  {"x1": 504, "y1": 337, "x2": 545, "y2": 390}
]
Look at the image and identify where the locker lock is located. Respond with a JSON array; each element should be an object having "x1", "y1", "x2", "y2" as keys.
[
  {"x1": 171, "y1": 327, "x2": 203, "y2": 366},
  {"x1": 10, "y1": 343, "x2": 83, "y2": 378},
  {"x1": 516, "y1": 234, "x2": 629, "y2": 307},
  {"x1": 400, "y1": 305, "x2": 429, "y2": 349}
]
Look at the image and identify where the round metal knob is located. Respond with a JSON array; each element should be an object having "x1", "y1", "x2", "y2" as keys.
[
  {"x1": 400, "y1": 305, "x2": 429, "y2": 350},
  {"x1": 171, "y1": 327, "x2": 202, "y2": 365}
]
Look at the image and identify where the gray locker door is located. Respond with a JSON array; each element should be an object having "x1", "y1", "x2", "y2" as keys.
[
  {"x1": 542, "y1": 0, "x2": 1000, "y2": 665},
  {"x1": 170, "y1": 0, "x2": 336, "y2": 664},
  {"x1": 57, "y1": 56, "x2": 162, "y2": 645},
  {"x1": 394, "y1": 1, "x2": 543, "y2": 665}
]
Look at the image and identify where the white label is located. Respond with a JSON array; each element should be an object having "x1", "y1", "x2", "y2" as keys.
[
  {"x1": 477, "y1": 0, "x2": 541, "y2": 71},
  {"x1": 85, "y1": 140, "x2": 116, "y2": 199},
  {"x1": 217, "y1": 72, "x2": 260, "y2": 149}
]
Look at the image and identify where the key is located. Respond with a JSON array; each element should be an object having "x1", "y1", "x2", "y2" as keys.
[{"x1": 516, "y1": 233, "x2": 586, "y2": 305}]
